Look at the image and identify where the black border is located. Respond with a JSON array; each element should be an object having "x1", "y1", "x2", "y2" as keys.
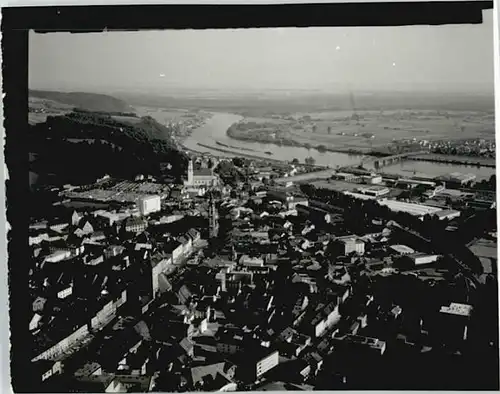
[
  {"x1": 1, "y1": 1, "x2": 495, "y2": 31},
  {"x1": 1, "y1": 2, "x2": 495, "y2": 392}
]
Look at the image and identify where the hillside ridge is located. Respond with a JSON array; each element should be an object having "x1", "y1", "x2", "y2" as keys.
[{"x1": 29, "y1": 89, "x2": 133, "y2": 113}]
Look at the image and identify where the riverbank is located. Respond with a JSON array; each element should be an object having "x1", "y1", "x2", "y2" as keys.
[
  {"x1": 408, "y1": 155, "x2": 496, "y2": 168},
  {"x1": 197, "y1": 142, "x2": 314, "y2": 166},
  {"x1": 227, "y1": 125, "x2": 497, "y2": 170}
]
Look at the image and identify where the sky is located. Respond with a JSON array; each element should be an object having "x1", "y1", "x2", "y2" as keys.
[{"x1": 29, "y1": 10, "x2": 495, "y2": 94}]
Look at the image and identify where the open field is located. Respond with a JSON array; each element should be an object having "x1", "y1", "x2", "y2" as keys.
[
  {"x1": 310, "y1": 179, "x2": 365, "y2": 193},
  {"x1": 231, "y1": 109, "x2": 495, "y2": 154},
  {"x1": 241, "y1": 116, "x2": 288, "y2": 124},
  {"x1": 135, "y1": 106, "x2": 208, "y2": 123},
  {"x1": 28, "y1": 97, "x2": 75, "y2": 124}
]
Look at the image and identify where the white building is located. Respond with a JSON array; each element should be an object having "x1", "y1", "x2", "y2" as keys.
[
  {"x1": 138, "y1": 195, "x2": 161, "y2": 216},
  {"x1": 362, "y1": 175, "x2": 383, "y2": 184},
  {"x1": 357, "y1": 186, "x2": 390, "y2": 197},
  {"x1": 343, "y1": 191, "x2": 376, "y2": 201},
  {"x1": 334, "y1": 235, "x2": 365, "y2": 255},
  {"x1": 410, "y1": 253, "x2": 440, "y2": 266},
  {"x1": 239, "y1": 255, "x2": 265, "y2": 267},
  {"x1": 440, "y1": 302, "x2": 473, "y2": 317},
  {"x1": 44, "y1": 250, "x2": 72, "y2": 263},
  {"x1": 30, "y1": 233, "x2": 49, "y2": 246},
  {"x1": 378, "y1": 199, "x2": 444, "y2": 217},
  {"x1": 310, "y1": 301, "x2": 342, "y2": 337},
  {"x1": 30, "y1": 313, "x2": 42, "y2": 331},
  {"x1": 255, "y1": 350, "x2": 279, "y2": 379},
  {"x1": 333, "y1": 172, "x2": 360, "y2": 182},
  {"x1": 151, "y1": 256, "x2": 174, "y2": 296},
  {"x1": 57, "y1": 285, "x2": 73, "y2": 299},
  {"x1": 379, "y1": 199, "x2": 461, "y2": 220},
  {"x1": 434, "y1": 209, "x2": 461, "y2": 221}
]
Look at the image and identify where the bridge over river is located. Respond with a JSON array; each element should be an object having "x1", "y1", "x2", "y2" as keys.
[
  {"x1": 274, "y1": 151, "x2": 431, "y2": 184},
  {"x1": 361, "y1": 151, "x2": 429, "y2": 170}
]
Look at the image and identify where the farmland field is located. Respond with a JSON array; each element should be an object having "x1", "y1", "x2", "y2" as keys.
[
  {"x1": 135, "y1": 106, "x2": 210, "y2": 123},
  {"x1": 230, "y1": 109, "x2": 495, "y2": 154},
  {"x1": 28, "y1": 97, "x2": 74, "y2": 124}
]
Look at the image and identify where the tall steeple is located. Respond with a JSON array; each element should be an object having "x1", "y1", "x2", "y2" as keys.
[
  {"x1": 208, "y1": 195, "x2": 219, "y2": 239},
  {"x1": 187, "y1": 160, "x2": 194, "y2": 185}
]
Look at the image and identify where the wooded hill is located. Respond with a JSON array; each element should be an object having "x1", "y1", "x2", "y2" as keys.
[{"x1": 29, "y1": 110, "x2": 188, "y2": 186}]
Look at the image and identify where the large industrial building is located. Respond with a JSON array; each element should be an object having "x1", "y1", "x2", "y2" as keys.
[
  {"x1": 378, "y1": 199, "x2": 460, "y2": 220},
  {"x1": 436, "y1": 172, "x2": 477, "y2": 187},
  {"x1": 356, "y1": 186, "x2": 390, "y2": 197}
]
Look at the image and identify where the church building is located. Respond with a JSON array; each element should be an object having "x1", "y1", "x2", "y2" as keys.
[{"x1": 184, "y1": 160, "x2": 219, "y2": 188}]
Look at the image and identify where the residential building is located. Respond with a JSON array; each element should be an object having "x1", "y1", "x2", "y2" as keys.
[
  {"x1": 30, "y1": 313, "x2": 43, "y2": 331},
  {"x1": 124, "y1": 217, "x2": 147, "y2": 234},
  {"x1": 339, "y1": 335, "x2": 387, "y2": 355},
  {"x1": 238, "y1": 348, "x2": 280, "y2": 382},
  {"x1": 57, "y1": 284, "x2": 73, "y2": 299},
  {"x1": 32, "y1": 360, "x2": 63, "y2": 383},
  {"x1": 302, "y1": 299, "x2": 343, "y2": 338},
  {"x1": 187, "y1": 228, "x2": 201, "y2": 243},
  {"x1": 426, "y1": 302, "x2": 474, "y2": 345},
  {"x1": 151, "y1": 255, "x2": 173, "y2": 296}
]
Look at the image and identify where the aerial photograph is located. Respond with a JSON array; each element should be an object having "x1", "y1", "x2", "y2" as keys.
[{"x1": 25, "y1": 8, "x2": 497, "y2": 393}]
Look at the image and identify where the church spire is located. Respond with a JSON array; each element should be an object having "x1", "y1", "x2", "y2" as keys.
[{"x1": 187, "y1": 159, "x2": 194, "y2": 185}]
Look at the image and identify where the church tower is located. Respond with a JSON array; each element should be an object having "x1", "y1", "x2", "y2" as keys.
[
  {"x1": 208, "y1": 197, "x2": 219, "y2": 239},
  {"x1": 187, "y1": 160, "x2": 194, "y2": 185}
]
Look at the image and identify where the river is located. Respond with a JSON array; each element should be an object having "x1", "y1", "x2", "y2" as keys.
[
  {"x1": 150, "y1": 111, "x2": 494, "y2": 181},
  {"x1": 182, "y1": 112, "x2": 364, "y2": 168}
]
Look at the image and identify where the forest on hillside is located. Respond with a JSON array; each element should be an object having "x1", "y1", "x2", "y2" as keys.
[{"x1": 29, "y1": 110, "x2": 188, "y2": 187}]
